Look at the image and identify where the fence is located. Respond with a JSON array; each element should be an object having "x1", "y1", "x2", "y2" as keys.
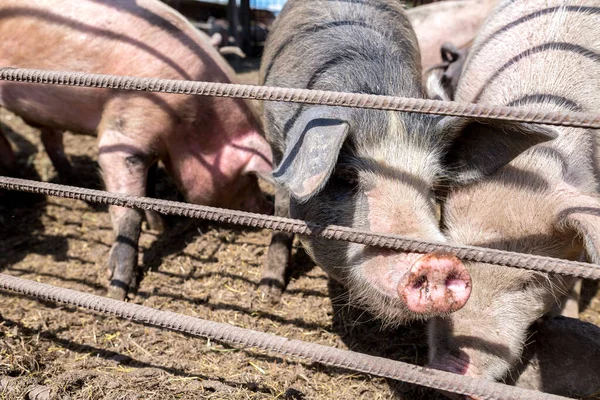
[{"x1": 0, "y1": 67, "x2": 599, "y2": 400}]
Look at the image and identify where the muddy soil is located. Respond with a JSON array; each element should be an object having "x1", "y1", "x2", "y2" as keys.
[{"x1": 1, "y1": 58, "x2": 599, "y2": 400}]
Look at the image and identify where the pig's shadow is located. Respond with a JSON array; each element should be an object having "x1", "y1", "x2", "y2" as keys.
[
  {"x1": 139, "y1": 166, "x2": 273, "y2": 283},
  {"x1": 59, "y1": 154, "x2": 104, "y2": 189},
  {"x1": 0, "y1": 122, "x2": 69, "y2": 270},
  {"x1": 328, "y1": 279, "x2": 446, "y2": 399},
  {"x1": 49, "y1": 152, "x2": 107, "y2": 212}
]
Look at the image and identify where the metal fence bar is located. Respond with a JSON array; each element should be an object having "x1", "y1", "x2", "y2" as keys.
[
  {"x1": 0, "y1": 67, "x2": 599, "y2": 129},
  {"x1": 1, "y1": 176, "x2": 599, "y2": 280},
  {"x1": 0, "y1": 273, "x2": 568, "y2": 400}
]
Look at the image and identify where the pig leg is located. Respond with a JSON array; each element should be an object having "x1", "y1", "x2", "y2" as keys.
[
  {"x1": 99, "y1": 130, "x2": 154, "y2": 300},
  {"x1": 0, "y1": 130, "x2": 15, "y2": 174},
  {"x1": 559, "y1": 279, "x2": 581, "y2": 318},
  {"x1": 144, "y1": 162, "x2": 165, "y2": 232},
  {"x1": 259, "y1": 185, "x2": 294, "y2": 300},
  {"x1": 40, "y1": 127, "x2": 72, "y2": 182}
]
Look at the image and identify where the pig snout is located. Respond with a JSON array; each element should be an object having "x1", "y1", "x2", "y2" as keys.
[
  {"x1": 363, "y1": 252, "x2": 471, "y2": 317},
  {"x1": 399, "y1": 254, "x2": 471, "y2": 314}
]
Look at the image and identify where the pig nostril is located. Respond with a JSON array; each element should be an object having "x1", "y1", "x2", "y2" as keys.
[
  {"x1": 412, "y1": 275, "x2": 427, "y2": 290},
  {"x1": 445, "y1": 271, "x2": 469, "y2": 293}
]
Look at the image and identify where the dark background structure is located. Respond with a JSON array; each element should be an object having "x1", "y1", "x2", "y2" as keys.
[{"x1": 161, "y1": 0, "x2": 445, "y2": 56}]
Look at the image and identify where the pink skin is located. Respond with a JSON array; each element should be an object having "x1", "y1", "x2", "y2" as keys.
[
  {"x1": 428, "y1": 353, "x2": 480, "y2": 400},
  {"x1": 0, "y1": 0, "x2": 273, "y2": 299},
  {"x1": 163, "y1": 127, "x2": 273, "y2": 214},
  {"x1": 400, "y1": 253, "x2": 471, "y2": 314},
  {"x1": 362, "y1": 251, "x2": 472, "y2": 315},
  {"x1": 428, "y1": 351, "x2": 477, "y2": 377},
  {"x1": 407, "y1": 0, "x2": 497, "y2": 71}
]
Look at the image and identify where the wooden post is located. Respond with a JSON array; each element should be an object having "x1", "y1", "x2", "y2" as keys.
[
  {"x1": 227, "y1": 0, "x2": 240, "y2": 47},
  {"x1": 240, "y1": 0, "x2": 251, "y2": 55}
]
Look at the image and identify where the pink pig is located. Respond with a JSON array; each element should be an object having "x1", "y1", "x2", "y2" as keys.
[{"x1": 0, "y1": 0, "x2": 273, "y2": 300}]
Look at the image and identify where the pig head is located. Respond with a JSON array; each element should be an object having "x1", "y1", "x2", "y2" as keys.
[
  {"x1": 429, "y1": 115, "x2": 600, "y2": 383},
  {"x1": 407, "y1": 0, "x2": 498, "y2": 71},
  {"x1": 260, "y1": 0, "x2": 473, "y2": 323},
  {"x1": 427, "y1": 0, "x2": 600, "y2": 385}
]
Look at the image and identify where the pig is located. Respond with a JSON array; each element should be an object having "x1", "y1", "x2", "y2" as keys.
[
  {"x1": 258, "y1": 0, "x2": 473, "y2": 322},
  {"x1": 261, "y1": 0, "x2": 495, "y2": 303},
  {"x1": 207, "y1": 17, "x2": 269, "y2": 47},
  {"x1": 0, "y1": 0, "x2": 273, "y2": 300},
  {"x1": 208, "y1": 32, "x2": 246, "y2": 58},
  {"x1": 407, "y1": 0, "x2": 498, "y2": 72},
  {"x1": 426, "y1": 42, "x2": 471, "y2": 101},
  {"x1": 427, "y1": 0, "x2": 600, "y2": 386},
  {"x1": 507, "y1": 316, "x2": 600, "y2": 398}
]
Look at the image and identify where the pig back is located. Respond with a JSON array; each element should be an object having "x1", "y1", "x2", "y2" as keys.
[
  {"x1": 0, "y1": 0, "x2": 249, "y2": 136},
  {"x1": 457, "y1": 0, "x2": 600, "y2": 113}
]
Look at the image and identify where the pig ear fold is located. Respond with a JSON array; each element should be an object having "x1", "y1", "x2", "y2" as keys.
[
  {"x1": 426, "y1": 72, "x2": 450, "y2": 101},
  {"x1": 439, "y1": 117, "x2": 559, "y2": 185},
  {"x1": 244, "y1": 152, "x2": 276, "y2": 186},
  {"x1": 558, "y1": 200, "x2": 600, "y2": 264},
  {"x1": 272, "y1": 107, "x2": 350, "y2": 202},
  {"x1": 235, "y1": 130, "x2": 274, "y2": 184}
]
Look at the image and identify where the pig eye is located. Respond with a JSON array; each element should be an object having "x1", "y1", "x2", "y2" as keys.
[{"x1": 330, "y1": 165, "x2": 359, "y2": 193}]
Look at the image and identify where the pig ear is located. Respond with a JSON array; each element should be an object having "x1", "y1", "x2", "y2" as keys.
[
  {"x1": 236, "y1": 131, "x2": 274, "y2": 183},
  {"x1": 426, "y1": 71, "x2": 450, "y2": 101},
  {"x1": 439, "y1": 117, "x2": 559, "y2": 185},
  {"x1": 558, "y1": 199, "x2": 600, "y2": 263},
  {"x1": 210, "y1": 32, "x2": 223, "y2": 48},
  {"x1": 244, "y1": 152, "x2": 276, "y2": 185},
  {"x1": 273, "y1": 107, "x2": 350, "y2": 202}
]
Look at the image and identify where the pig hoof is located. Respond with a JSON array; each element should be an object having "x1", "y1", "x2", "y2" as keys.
[
  {"x1": 107, "y1": 276, "x2": 140, "y2": 301},
  {"x1": 399, "y1": 254, "x2": 471, "y2": 314},
  {"x1": 107, "y1": 281, "x2": 129, "y2": 301},
  {"x1": 258, "y1": 278, "x2": 284, "y2": 302},
  {"x1": 145, "y1": 211, "x2": 165, "y2": 232}
]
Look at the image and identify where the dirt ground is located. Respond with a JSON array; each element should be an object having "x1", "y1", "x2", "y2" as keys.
[{"x1": 1, "y1": 59, "x2": 599, "y2": 400}]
